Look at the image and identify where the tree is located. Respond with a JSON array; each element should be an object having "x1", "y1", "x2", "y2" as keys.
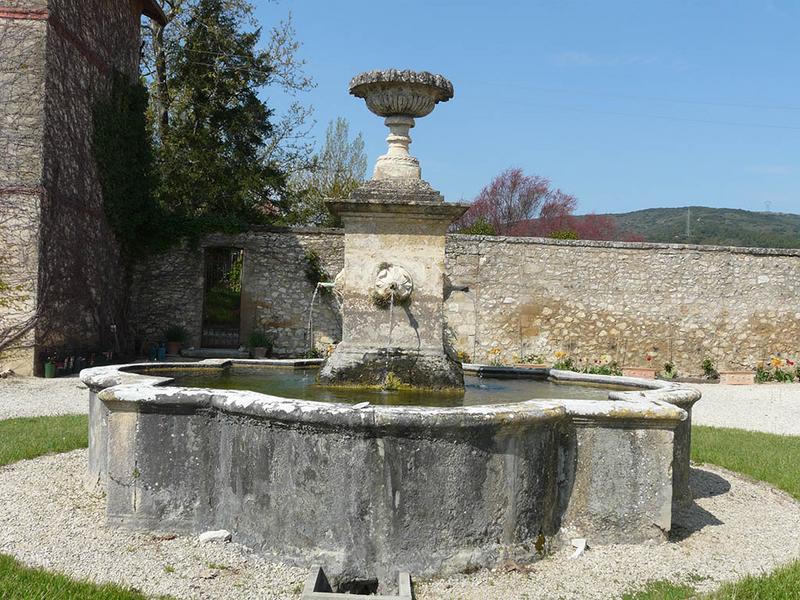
[
  {"x1": 570, "y1": 214, "x2": 645, "y2": 242},
  {"x1": 287, "y1": 117, "x2": 367, "y2": 226},
  {"x1": 454, "y1": 168, "x2": 645, "y2": 242},
  {"x1": 141, "y1": 1, "x2": 315, "y2": 223},
  {"x1": 93, "y1": 72, "x2": 160, "y2": 259},
  {"x1": 454, "y1": 168, "x2": 577, "y2": 236}
]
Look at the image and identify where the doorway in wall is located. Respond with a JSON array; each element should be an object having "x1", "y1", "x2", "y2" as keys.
[{"x1": 201, "y1": 247, "x2": 243, "y2": 348}]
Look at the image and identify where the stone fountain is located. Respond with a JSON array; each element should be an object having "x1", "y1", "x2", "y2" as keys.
[
  {"x1": 318, "y1": 70, "x2": 469, "y2": 389},
  {"x1": 78, "y1": 69, "x2": 703, "y2": 592}
]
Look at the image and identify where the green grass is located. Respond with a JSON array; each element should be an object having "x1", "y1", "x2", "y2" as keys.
[
  {"x1": 622, "y1": 580, "x2": 696, "y2": 600},
  {"x1": 692, "y1": 425, "x2": 800, "y2": 501},
  {"x1": 0, "y1": 415, "x2": 174, "y2": 598},
  {"x1": 0, "y1": 553, "x2": 173, "y2": 600},
  {"x1": 710, "y1": 560, "x2": 800, "y2": 599},
  {"x1": 0, "y1": 415, "x2": 88, "y2": 467},
  {"x1": 625, "y1": 426, "x2": 800, "y2": 599}
]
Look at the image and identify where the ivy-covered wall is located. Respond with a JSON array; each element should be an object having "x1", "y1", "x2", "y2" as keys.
[{"x1": 0, "y1": 8, "x2": 47, "y2": 373}]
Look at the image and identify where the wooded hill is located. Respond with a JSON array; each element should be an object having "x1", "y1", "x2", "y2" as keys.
[{"x1": 604, "y1": 207, "x2": 800, "y2": 249}]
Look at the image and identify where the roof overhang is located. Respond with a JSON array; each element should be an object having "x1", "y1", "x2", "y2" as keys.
[{"x1": 141, "y1": 0, "x2": 167, "y2": 25}]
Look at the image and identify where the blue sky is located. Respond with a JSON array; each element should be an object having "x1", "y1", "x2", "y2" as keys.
[{"x1": 255, "y1": 1, "x2": 799, "y2": 215}]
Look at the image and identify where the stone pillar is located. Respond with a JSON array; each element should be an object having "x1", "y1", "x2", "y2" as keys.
[{"x1": 318, "y1": 180, "x2": 467, "y2": 389}]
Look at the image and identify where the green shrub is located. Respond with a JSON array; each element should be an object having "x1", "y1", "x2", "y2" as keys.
[
  {"x1": 549, "y1": 229, "x2": 579, "y2": 240},
  {"x1": 459, "y1": 218, "x2": 496, "y2": 236},
  {"x1": 163, "y1": 325, "x2": 188, "y2": 343},
  {"x1": 701, "y1": 357, "x2": 718, "y2": 379},
  {"x1": 248, "y1": 330, "x2": 273, "y2": 351}
]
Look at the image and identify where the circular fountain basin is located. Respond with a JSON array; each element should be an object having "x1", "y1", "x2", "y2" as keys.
[{"x1": 81, "y1": 360, "x2": 700, "y2": 588}]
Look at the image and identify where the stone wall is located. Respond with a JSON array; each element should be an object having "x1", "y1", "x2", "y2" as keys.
[
  {"x1": 132, "y1": 229, "x2": 344, "y2": 356},
  {"x1": 35, "y1": 0, "x2": 143, "y2": 364},
  {"x1": 446, "y1": 236, "x2": 800, "y2": 375},
  {"x1": 133, "y1": 230, "x2": 800, "y2": 376},
  {"x1": 0, "y1": 0, "x2": 151, "y2": 374},
  {"x1": 0, "y1": 6, "x2": 47, "y2": 373}
]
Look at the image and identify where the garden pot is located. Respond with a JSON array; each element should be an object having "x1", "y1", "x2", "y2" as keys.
[
  {"x1": 719, "y1": 371, "x2": 755, "y2": 385},
  {"x1": 157, "y1": 346, "x2": 166, "y2": 361},
  {"x1": 166, "y1": 341, "x2": 182, "y2": 356},
  {"x1": 252, "y1": 347, "x2": 267, "y2": 359},
  {"x1": 622, "y1": 367, "x2": 657, "y2": 379},
  {"x1": 44, "y1": 361, "x2": 56, "y2": 379}
]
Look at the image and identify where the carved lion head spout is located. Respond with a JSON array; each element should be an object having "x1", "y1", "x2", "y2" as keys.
[{"x1": 374, "y1": 264, "x2": 413, "y2": 304}]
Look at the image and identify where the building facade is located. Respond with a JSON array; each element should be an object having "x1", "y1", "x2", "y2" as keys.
[{"x1": 0, "y1": 0, "x2": 164, "y2": 374}]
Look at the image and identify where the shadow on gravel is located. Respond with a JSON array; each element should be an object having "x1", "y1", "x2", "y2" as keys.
[
  {"x1": 690, "y1": 467, "x2": 732, "y2": 499},
  {"x1": 669, "y1": 468, "x2": 729, "y2": 542}
]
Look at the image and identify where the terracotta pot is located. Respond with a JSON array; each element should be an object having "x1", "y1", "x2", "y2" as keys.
[
  {"x1": 166, "y1": 341, "x2": 182, "y2": 356},
  {"x1": 622, "y1": 367, "x2": 657, "y2": 379},
  {"x1": 252, "y1": 347, "x2": 267, "y2": 359},
  {"x1": 719, "y1": 371, "x2": 755, "y2": 385}
]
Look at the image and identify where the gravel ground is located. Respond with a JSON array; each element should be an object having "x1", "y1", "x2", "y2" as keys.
[
  {"x1": 1, "y1": 451, "x2": 798, "y2": 600},
  {"x1": 0, "y1": 451, "x2": 306, "y2": 599},
  {"x1": 0, "y1": 375, "x2": 88, "y2": 420},
  {"x1": 691, "y1": 383, "x2": 800, "y2": 436}
]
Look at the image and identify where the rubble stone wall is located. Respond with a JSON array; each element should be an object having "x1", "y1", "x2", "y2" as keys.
[
  {"x1": 131, "y1": 229, "x2": 344, "y2": 356},
  {"x1": 133, "y1": 230, "x2": 800, "y2": 375},
  {"x1": 446, "y1": 235, "x2": 800, "y2": 375}
]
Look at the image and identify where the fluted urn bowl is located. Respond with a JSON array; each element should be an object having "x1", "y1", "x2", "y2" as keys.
[{"x1": 349, "y1": 69, "x2": 454, "y2": 118}]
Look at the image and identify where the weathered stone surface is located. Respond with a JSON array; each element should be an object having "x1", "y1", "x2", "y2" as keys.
[
  {"x1": 349, "y1": 69, "x2": 453, "y2": 180},
  {"x1": 82, "y1": 362, "x2": 698, "y2": 582},
  {"x1": 318, "y1": 345, "x2": 463, "y2": 389},
  {"x1": 132, "y1": 232, "x2": 800, "y2": 380},
  {"x1": 131, "y1": 229, "x2": 344, "y2": 356},
  {"x1": 198, "y1": 530, "x2": 231, "y2": 543},
  {"x1": 319, "y1": 181, "x2": 468, "y2": 389},
  {"x1": 0, "y1": 1, "x2": 161, "y2": 374},
  {"x1": 445, "y1": 235, "x2": 800, "y2": 376}
]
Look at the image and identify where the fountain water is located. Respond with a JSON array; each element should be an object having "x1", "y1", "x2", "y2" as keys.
[
  {"x1": 307, "y1": 281, "x2": 336, "y2": 357},
  {"x1": 382, "y1": 290, "x2": 395, "y2": 389}
]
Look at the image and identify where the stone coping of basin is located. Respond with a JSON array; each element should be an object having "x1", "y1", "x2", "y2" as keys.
[
  {"x1": 80, "y1": 360, "x2": 695, "y2": 430},
  {"x1": 464, "y1": 364, "x2": 701, "y2": 411}
]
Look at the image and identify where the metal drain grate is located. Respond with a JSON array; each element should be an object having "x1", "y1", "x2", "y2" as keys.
[{"x1": 301, "y1": 566, "x2": 412, "y2": 599}]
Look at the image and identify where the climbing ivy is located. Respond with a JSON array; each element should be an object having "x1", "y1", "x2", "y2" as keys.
[
  {"x1": 93, "y1": 73, "x2": 254, "y2": 259},
  {"x1": 303, "y1": 249, "x2": 331, "y2": 291},
  {"x1": 92, "y1": 71, "x2": 161, "y2": 260}
]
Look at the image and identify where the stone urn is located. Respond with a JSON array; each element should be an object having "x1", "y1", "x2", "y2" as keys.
[{"x1": 349, "y1": 69, "x2": 454, "y2": 180}]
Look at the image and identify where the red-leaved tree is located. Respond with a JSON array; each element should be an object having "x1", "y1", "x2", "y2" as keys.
[
  {"x1": 454, "y1": 168, "x2": 644, "y2": 242},
  {"x1": 453, "y1": 168, "x2": 576, "y2": 236}
]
